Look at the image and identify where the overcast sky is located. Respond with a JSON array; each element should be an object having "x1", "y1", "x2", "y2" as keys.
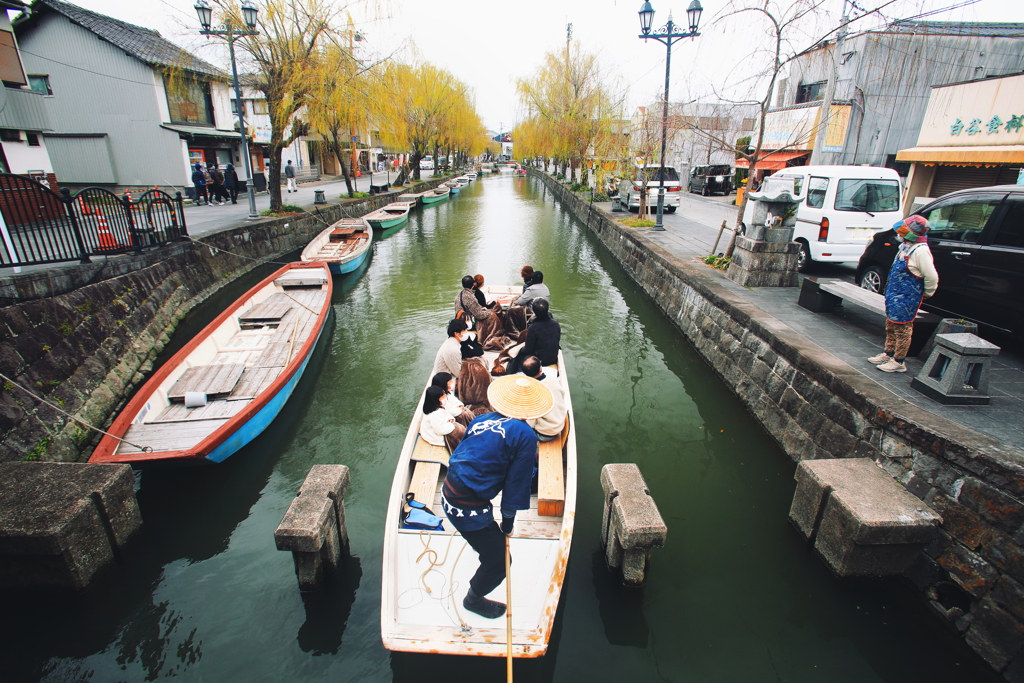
[{"x1": 32, "y1": 0, "x2": 1024, "y2": 132}]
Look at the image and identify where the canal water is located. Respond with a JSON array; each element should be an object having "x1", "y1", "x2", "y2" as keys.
[{"x1": 2, "y1": 174, "x2": 999, "y2": 682}]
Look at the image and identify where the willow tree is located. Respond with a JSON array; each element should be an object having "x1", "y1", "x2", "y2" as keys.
[
  {"x1": 220, "y1": 0, "x2": 348, "y2": 210},
  {"x1": 375, "y1": 63, "x2": 481, "y2": 181},
  {"x1": 516, "y1": 43, "x2": 618, "y2": 183}
]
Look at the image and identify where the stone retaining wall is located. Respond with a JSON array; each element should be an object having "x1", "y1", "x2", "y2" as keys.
[
  {"x1": 533, "y1": 169, "x2": 1024, "y2": 678},
  {"x1": 0, "y1": 181, "x2": 442, "y2": 464}
]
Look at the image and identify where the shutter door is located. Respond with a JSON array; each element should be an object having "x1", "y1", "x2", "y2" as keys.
[
  {"x1": 931, "y1": 166, "x2": 1000, "y2": 198},
  {"x1": 996, "y1": 166, "x2": 1022, "y2": 185}
]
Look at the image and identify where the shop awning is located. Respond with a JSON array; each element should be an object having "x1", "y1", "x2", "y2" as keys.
[
  {"x1": 896, "y1": 145, "x2": 1024, "y2": 165},
  {"x1": 736, "y1": 150, "x2": 809, "y2": 170},
  {"x1": 161, "y1": 124, "x2": 245, "y2": 142}
]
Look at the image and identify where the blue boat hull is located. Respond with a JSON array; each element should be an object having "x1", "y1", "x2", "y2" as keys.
[
  {"x1": 204, "y1": 321, "x2": 325, "y2": 463},
  {"x1": 329, "y1": 247, "x2": 370, "y2": 275}
]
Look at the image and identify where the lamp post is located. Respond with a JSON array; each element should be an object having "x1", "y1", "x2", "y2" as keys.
[
  {"x1": 195, "y1": 0, "x2": 260, "y2": 220},
  {"x1": 638, "y1": 0, "x2": 702, "y2": 230}
]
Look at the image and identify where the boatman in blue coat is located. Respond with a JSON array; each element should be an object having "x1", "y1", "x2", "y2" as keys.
[{"x1": 440, "y1": 375, "x2": 554, "y2": 619}]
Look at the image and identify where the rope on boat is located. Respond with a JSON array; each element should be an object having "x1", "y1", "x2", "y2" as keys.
[
  {"x1": 0, "y1": 372, "x2": 153, "y2": 453},
  {"x1": 415, "y1": 528, "x2": 471, "y2": 631},
  {"x1": 187, "y1": 237, "x2": 295, "y2": 267},
  {"x1": 281, "y1": 292, "x2": 320, "y2": 316}
]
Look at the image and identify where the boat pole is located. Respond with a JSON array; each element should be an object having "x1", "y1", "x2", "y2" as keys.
[{"x1": 505, "y1": 535, "x2": 513, "y2": 682}]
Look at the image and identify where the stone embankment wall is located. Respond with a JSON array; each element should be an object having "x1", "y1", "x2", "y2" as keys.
[
  {"x1": 532, "y1": 170, "x2": 1024, "y2": 677},
  {"x1": 0, "y1": 182, "x2": 442, "y2": 464}
]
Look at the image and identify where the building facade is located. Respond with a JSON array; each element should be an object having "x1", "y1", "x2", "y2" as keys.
[
  {"x1": 764, "y1": 21, "x2": 1024, "y2": 176},
  {"x1": 898, "y1": 72, "x2": 1024, "y2": 211}
]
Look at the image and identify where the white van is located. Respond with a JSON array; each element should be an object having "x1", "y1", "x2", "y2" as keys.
[
  {"x1": 617, "y1": 165, "x2": 682, "y2": 213},
  {"x1": 741, "y1": 165, "x2": 902, "y2": 271}
]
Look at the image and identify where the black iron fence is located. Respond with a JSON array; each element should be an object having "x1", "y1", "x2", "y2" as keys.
[{"x1": 0, "y1": 174, "x2": 188, "y2": 269}]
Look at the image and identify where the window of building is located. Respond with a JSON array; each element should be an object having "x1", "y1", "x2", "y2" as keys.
[
  {"x1": 165, "y1": 76, "x2": 215, "y2": 126},
  {"x1": 250, "y1": 99, "x2": 268, "y2": 115},
  {"x1": 28, "y1": 75, "x2": 52, "y2": 96},
  {"x1": 25, "y1": 132, "x2": 39, "y2": 147},
  {"x1": 741, "y1": 118, "x2": 757, "y2": 131},
  {"x1": 795, "y1": 80, "x2": 827, "y2": 104},
  {"x1": 0, "y1": 129, "x2": 20, "y2": 142}
]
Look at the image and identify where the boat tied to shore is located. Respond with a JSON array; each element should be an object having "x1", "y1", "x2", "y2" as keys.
[
  {"x1": 300, "y1": 217, "x2": 371, "y2": 274},
  {"x1": 381, "y1": 285, "x2": 576, "y2": 658},
  {"x1": 89, "y1": 262, "x2": 332, "y2": 465},
  {"x1": 364, "y1": 202, "x2": 414, "y2": 230}
]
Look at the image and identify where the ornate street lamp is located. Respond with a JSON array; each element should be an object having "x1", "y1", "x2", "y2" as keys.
[
  {"x1": 637, "y1": 0, "x2": 703, "y2": 230},
  {"x1": 195, "y1": 0, "x2": 261, "y2": 220}
]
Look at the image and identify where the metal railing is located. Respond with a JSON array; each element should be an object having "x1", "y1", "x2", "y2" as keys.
[{"x1": 0, "y1": 174, "x2": 188, "y2": 269}]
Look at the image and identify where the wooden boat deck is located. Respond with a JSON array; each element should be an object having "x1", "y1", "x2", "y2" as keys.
[{"x1": 116, "y1": 286, "x2": 328, "y2": 455}]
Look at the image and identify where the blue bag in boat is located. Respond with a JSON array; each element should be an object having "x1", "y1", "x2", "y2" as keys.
[{"x1": 402, "y1": 493, "x2": 444, "y2": 531}]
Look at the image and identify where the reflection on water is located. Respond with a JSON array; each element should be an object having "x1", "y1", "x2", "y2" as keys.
[{"x1": 0, "y1": 174, "x2": 1000, "y2": 682}]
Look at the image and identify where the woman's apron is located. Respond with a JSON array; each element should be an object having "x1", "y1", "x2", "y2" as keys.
[{"x1": 884, "y1": 244, "x2": 925, "y2": 324}]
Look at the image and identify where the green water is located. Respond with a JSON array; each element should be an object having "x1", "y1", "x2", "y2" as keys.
[{"x1": 2, "y1": 175, "x2": 999, "y2": 682}]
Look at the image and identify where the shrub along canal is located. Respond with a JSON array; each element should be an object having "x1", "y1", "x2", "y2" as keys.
[{"x1": 1, "y1": 173, "x2": 999, "y2": 681}]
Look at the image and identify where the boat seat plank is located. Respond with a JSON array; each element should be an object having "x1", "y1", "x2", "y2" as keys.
[
  {"x1": 150, "y1": 400, "x2": 246, "y2": 423},
  {"x1": 254, "y1": 343, "x2": 293, "y2": 368},
  {"x1": 406, "y1": 461, "x2": 441, "y2": 511},
  {"x1": 275, "y1": 269, "x2": 329, "y2": 287},
  {"x1": 167, "y1": 363, "x2": 245, "y2": 402},
  {"x1": 229, "y1": 366, "x2": 278, "y2": 400},
  {"x1": 411, "y1": 436, "x2": 449, "y2": 467},
  {"x1": 537, "y1": 418, "x2": 568, "y2": 517},
  {"x1": 118, "y1": 418, "x2": 230, "y2": 453},
  {"x1": 268, "y1": 322, "x2": 295, "y2": 343},
  {"x1": 239, "y1": 301, "x2": 292, "y2": 323},
  {"x1": 329, "y1": 228, "x2": 358, "y2": 239}
]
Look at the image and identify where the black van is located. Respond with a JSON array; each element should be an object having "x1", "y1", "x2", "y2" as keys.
[
  {"x1": 688, "y1": 165, "x2": 733, "y2": 196},
  {"x1": 856, "y1": 184, "x2": 1024, "y2": 343}
]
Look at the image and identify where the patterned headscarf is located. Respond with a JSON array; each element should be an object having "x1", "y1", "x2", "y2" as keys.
[{"x1": 894, "y1": 214, "x2": 930, "y2": 245}]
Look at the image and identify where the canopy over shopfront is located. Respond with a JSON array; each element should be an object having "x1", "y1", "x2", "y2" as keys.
[
  {"x1": 897, "y1": 146, "x2": 1024, "y2": 165},
  {"x1": 736, "y1": 150, "x2": 809, "y2": 171}
]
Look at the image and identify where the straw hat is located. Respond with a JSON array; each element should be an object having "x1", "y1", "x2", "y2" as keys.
[{"x1": 487, "y1": 375, "x2": 553, "y2": 420}]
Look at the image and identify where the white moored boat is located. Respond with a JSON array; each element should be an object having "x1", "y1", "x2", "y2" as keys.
[{"x1": 381, "y1": 287, "x2": 575, "y2": 658}]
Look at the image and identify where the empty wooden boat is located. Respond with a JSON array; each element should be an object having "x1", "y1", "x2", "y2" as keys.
[
  {"x1": 364, "y1": 202, "x2": 413, "y2": 230},
  {"x1": 381, "y1": 288, "x2": 575, "y2": 658},
  {"x1": 300, "y1": 217, "x2": 371, "y2": 274},
  {"x1": 443, "y1": 180, "x2": 461, "y2": 195},
  {"x1": 397, "y1": 190, "x2": 426, "y2": 205},
  {"x1": 420, "y1": 186, "x2": 451, "y2": 204},
  {"x1": 90, "y1": 262, "x2": 332, "y2": 465}
]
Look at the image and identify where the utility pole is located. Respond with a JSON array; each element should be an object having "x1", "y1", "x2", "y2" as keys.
[{"x1": 809, "y1": 0, "x2": 849, "y2": 165}]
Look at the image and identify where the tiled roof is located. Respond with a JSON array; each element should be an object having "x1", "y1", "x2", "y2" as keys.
[
  {"x1": 887, "y1": 20, "x2": 1024, "y2": 37},
  {"x1": 31, "y1": 0, "x2": 226, "y2": 78}
]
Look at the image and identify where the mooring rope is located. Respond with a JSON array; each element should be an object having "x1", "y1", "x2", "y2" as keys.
[{"x1": 0, "y1": 371, "x2": 152, "y2": 453}]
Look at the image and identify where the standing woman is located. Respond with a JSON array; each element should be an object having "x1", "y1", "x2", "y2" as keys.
[
  {"x1": 224, "y1": 164, "x2": 239, "y2": 204},
  {"x1": 869, "y1": 215, "x2": 938, "y2": 373}
]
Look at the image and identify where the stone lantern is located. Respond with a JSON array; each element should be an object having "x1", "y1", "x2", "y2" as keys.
[{"x1": 727, "y1": 175, "x2": 801, "y2": 287}]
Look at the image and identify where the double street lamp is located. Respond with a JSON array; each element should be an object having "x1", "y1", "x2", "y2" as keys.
[
  {"x1": 638, "y1": 0, "x2": 703, "y2": 231},
  {"x1": 195, "y1": 0, "x2": 260, "y2": 220}
]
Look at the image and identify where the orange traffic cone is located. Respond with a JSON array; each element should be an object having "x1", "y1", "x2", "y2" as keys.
[
  {"x1": 95, "y1": 214, "x2": 121, "y2": 251},
  {"x1": 79, "y1": 197, "x2": 95, "y2": 216}
]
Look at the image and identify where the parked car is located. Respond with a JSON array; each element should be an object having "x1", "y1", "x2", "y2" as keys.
[
  {"x1": 419, "y1": 156, "x2": 434, "y2": 170},
  {"x1": 856, "y1": 184, "x2": 1024, "y2": 342},
  {"x1": 688, "y1": 164, "x2": 733, "y2": 196},
  {"x1": 741, "y1": 165, "x2": 903, "y2": 272},
  {"x1": 617, "y1": 165, "x2": 682, "y2": 213}
]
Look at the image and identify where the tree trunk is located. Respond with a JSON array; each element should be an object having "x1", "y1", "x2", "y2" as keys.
[
  {"x1": 331, "y1": 131, "x2": 354, "y2": 197},
  {"x1": 267, "y1": 146, "x2": 283, "y2": 210}
]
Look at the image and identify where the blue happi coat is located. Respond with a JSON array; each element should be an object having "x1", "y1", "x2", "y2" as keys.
[{"x1": 443, "y1": 413, "x2": 537, "y2": 532}]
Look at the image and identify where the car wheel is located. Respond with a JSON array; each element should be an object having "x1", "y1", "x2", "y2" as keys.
[
  {"x1": 858, "y1": 265, "x2": 886, "y2": 293},
  {"x1": 665, "y1": 206, "x2": 676, "y2": 213},
  {"x1": 796, "y1": 241, "x2": 812, "y2": 273}
]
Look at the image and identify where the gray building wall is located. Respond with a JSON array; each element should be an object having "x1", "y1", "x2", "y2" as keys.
[
  {"x1": 16, "y1": 11, "x2": 185, "y2": 187},
  {"x1": 776, "y1": 29, "x2": 1024, "y2": 168}
]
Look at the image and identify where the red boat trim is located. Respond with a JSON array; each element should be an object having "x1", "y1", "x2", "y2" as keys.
[{"x1": 88, "y1": 262, "x2": 333, "y2": 464}]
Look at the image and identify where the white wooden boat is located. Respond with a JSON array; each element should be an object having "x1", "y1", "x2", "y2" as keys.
[
  {"x1": 420, "y1": 185, "x2": 450, "y2": 204},
  {"x1": 90, "y1": 263, "x2": 332, "y2": 464},
  {"x1": 381, "y1": 288, "x2": 575, "y2": 658},
  {"x1": 397, "y1": 191, "x2": 427, "y2": 205},
  {"x1": 300, "y1": 217, "x2": 371, "y2": 274}
]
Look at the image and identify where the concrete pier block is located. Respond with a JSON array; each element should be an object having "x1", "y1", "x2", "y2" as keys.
[
  {"x1": 600, "y1": 464, "x2": 667, "y2": 586},
  {"x1": 911, "y1": 333, "x2": 1000, "y2": 406},
  {"x1": 789, "y1": 458, "x2": 941, "y2": 577},
  {"x1": 0, "y1": 462, "x2": 142, "y2": 591},
  {"x1": 275, "y1": 465, "x2": 350, "y2": 591}
]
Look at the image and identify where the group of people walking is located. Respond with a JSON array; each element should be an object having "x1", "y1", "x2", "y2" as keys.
[
  {"x1": 191, "y1": 162, "x2": 240, "y2": 206},
  {"x1": 421, "y1": 267, "x2": 566, "y2": 619}
]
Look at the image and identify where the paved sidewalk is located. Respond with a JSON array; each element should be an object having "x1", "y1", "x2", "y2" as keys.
[{"x1": 597, "y1": 198, "x2": 1024, "y2": 450}]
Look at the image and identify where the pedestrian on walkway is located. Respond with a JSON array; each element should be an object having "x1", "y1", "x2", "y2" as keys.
[
  {"x1": 208, "y1": 164, "x2": 226, "y2": 205},
  {"x1": 285, "y1": 160, "x2": 297, "y2": 193},
  {"x1": 191, "y1": 163, "x2": 210, "y2": 205},
  {"x1": 223, "y1": 163, "x2": 239, "y2": 204},
  {"x1": 868, "y1": 215, "x2": 938, "y2": 373}
]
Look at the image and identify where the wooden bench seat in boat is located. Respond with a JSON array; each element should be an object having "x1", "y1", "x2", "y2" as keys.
[
  {"x1": 538, "y1": 416, "x2": 569, "y2": 517},
  {"x1": 150, "y1": 399, "x2": 246, "y2": 423},
  {"x1": 239, "y1": 300, "x2": 292, "y2": 325},
  {"x1": 167, "y1": 363, "x2": 245, "y2": 402},
  {"x1": 404, "y1": 437, "x2": 448, "y2": 514},
  {"x1": 275, "y1": 270, "x2": 329, "y2": 288},
  {"x1": 119, "y1": 418, "x2": 230, "y2": 454}
]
